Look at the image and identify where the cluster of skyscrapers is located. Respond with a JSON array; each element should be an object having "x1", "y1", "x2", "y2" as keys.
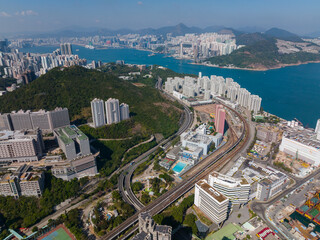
[
  {"x1": 195, "y1": 171, "x2": 250, "y2": 225},
  {"x1": 60, "y1": 43, "x2": 73, "y2": 55},
  {"x1": 0, "y1": 46, "x2": 87, "y2": 94},
  {"x1": 91, "y1": 98, "x2": 130, "y2": 128},
  {"x1": 165, "y1": 73, "x2": 262, "y2": 113},
  {"x1": 169, "y1": 33, "x2": 240, "y2": 60}
]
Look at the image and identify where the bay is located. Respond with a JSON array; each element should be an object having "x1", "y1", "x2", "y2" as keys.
[{"x1": 20, "y1": 45, "x2": 320, "y2": 128}]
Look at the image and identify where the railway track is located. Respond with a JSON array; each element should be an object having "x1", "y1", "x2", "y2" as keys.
[{"x1": 101, "y1": 102, "x2": 250, "y2": 240}]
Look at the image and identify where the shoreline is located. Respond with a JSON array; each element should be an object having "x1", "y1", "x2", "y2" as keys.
[{"x1": 191, "y1": 60, "x2": 320, "y2": 71}]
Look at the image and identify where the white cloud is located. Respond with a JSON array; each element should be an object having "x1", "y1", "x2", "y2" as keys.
[
  {"x1": 15, "y1": 10, "x2": 38, "y2": 16},
  {"x1": 137, "y1": 1, "x2": 143, "y2": 5},
  {"x1": 0, "y1": 11, "x2": 11, "y2": 17}
]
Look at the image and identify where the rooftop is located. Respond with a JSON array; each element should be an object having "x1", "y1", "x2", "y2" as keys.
[
  {"x1": 197, "y1": 179, "x2": 227, "y2": 203},
  {"x1": 210, "y1": 171, "x2": 250, "y2": 187},
  {"x1": 284, "y1": 128, "x2": 320, "y2": 150},
  {"x1": 205, "y1": 223, "x2": 243, "y2": 240},
  {"x1": 55, "y1": 125, "x2": 88, "y2": 145}
]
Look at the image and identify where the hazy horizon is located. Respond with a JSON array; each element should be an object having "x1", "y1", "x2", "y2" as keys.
[{"x1": 0, "y1": 0, "x2": 320, "y2": 36}]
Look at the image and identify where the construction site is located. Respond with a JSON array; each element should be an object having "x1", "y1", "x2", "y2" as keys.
[{"x1": 296, "y1": 191, "x2": 320, "y2": 225}]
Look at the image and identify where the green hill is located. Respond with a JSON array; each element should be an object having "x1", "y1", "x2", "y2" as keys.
[
  {"x1": 0, "y1": 66, "x2": 182, "y2": 138},
  {"x1": 207, "y1": 38, "x2": 320, "y2": 70}
]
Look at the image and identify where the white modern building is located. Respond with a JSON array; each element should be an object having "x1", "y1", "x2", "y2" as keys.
[
  {"x1": 105, "y1": 98, "x2": 121, "y2": 124},
  {"x1": 279, "y1": 130, "x2": 320, "y2": 166},
  {"x1": 164, "y1": 73, "x2": 262, "y2": 113},
  {"x1": 256, "y1": 171, "x2": 289, "y2": 201},
  {"x1": 120, "y1": 103, "x2": 130, "y2": 121},
  {"x1": 208, "y1": 172, "x2": 250, "y2": 204},
  {"x1": 181, "y1": 127, "x2": 222, "y2": 156},
  {"x1": 195, "y1": 179, "x2": 229, "y2": 224},
  {"x1": 91, "y1": 98, "x2": 106, "y2": 128},
  {"x1": 248, "y1": 95, "x2": 262, "y2": 114},
  {"x1": 315, "y1": 119, "x2": 320, "y2": 141}
]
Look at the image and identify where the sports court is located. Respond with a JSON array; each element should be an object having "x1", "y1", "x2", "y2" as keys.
[{"x1": 38, "y1": 224, "x2": 75, "y2": 240}]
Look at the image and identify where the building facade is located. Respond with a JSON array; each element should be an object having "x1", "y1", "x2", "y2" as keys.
[
  {"x1": 194, "y1": 179, "x2": 229, "y2": 224},
  {"x1": 0, "y1": 129, "x2": 44, "y2": 163},
  {"x1": 215, "y1": 105, "x2": 226, "y2": 135},
  {"x1": 279, "y1": 131, "x2": 320, "y2": 166},
  {"x1": 105, "y1": 98, "x2": 121, "y2": 124},
  {"x1": 120, "y1": 103, "x2": 130, "y2": 121},
  {"x1": 256, "y1": 172, "x2": 288, "y2": 201},
  {"x1": 51, "y1": 154, "x2": 98, "y2": 181},
  {"x1": 0, "y1": 107, "x2": 70, "y2": 132},
  {"x1": 91, "y1": 98, "x2": 106, "y2": 128},
  {"x1": 54, "y1": 125, "x2": 91, "y2": 160},
  {"x1": 0, "y1": 165, "x2": 44, "y2": 198},
  {"x1": 208, "y1": 172, "x2": 250, "y2": 204}
]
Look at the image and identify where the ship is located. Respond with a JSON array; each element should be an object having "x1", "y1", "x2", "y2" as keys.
[{"x1": 85, "y1": 45, "x2": 95, "y2": 50}]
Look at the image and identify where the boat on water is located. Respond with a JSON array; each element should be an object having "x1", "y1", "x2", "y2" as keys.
[
  {"x1": 85, "y1": 45, "x2": 95, "y2": 50},
  {"x1": 76, "y1": 49, "x2": 79, "y2": 51},
  {"x1": 148, "y1": 53, "x2": 155, "y2": 57}
]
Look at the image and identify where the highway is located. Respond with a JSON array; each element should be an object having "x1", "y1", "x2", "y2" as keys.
[
  {"x1": 101, "y1": 90, "x2": 250, "y2": 239},
  {"x1": 118, "y1": 80, "x2": 194, "y2": 211}
]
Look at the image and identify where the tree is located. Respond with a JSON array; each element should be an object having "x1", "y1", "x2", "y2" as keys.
[
  {"x1": 32, "y1": 226, "x2": 38, "y2": 232},
  {"x1": 141, "y1": 192, "x2": 151, "y2": 205},
  {"x1": 112, "y1": 191, "x2": 122, "y2": 202},
  {"x1": 183, "y1": 214, "x2": 198, "y2": 235},
  {"x1": 131, "y1": 182, "x2": 144, "y2": 192},
  {"x1": 153, "y1": 214, "x2": 164, "y2": 225}
]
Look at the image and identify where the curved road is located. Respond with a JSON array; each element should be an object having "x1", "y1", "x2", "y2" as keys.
[{"x1": 101, "y1": 97, "x2": 250, "y2": 239}]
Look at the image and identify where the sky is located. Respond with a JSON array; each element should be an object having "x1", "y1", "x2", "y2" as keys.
[{"x1": 0, "y1": 0, "x2": 320, "y2": 35}]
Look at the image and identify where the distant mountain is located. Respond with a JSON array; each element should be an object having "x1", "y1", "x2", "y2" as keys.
[
  {"x1": 264, "y1": 28, "x2": 303, "y2": 42},
  {"x1": 138, "y1": 23, "x2": 203, "y2": 36},
  {"x1": 236, "y1": 26, "x2": 266, "y2": 33},
  {"x1": 27, "y1": 23, "x2": 244, "y2": 38}
]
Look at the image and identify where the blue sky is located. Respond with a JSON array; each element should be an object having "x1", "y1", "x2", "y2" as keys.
[{"x1": 0, "y1": 0, "x2": 319, "y2": 35}]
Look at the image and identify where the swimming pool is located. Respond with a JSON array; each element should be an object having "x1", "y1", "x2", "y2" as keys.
[{"x1": 172, "y1": 162, "x2": 187, "y2": 174}]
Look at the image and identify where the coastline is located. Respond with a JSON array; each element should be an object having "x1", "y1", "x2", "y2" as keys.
[{"x1": 191, "y1": 60, "x2": 320, "y2": 71}]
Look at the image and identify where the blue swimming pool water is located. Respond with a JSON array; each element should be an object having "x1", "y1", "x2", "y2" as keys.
[{"x1": 172, "y1": 162, "x2": 187, "y2": 173}]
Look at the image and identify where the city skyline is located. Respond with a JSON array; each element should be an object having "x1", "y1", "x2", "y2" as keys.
[{"x1": 0, "y1": 0, "x2": 320, "y2": 35}]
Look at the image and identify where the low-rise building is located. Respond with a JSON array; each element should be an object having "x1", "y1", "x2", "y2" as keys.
[
  {"x1": 0, "y1": 164, "x2": 44, "y2": 198},
  {"x1": 256, "y1": 172, "x2": 289, "y2": 201},
  {"x1": 256, "y1": 127, "x2": 278, "y2": 143},
  {"x1": 194, "y1": 179, "x2": 229, "y2": 224},
  {"x1": 51, "y1": 154, "x2": 98, "y2": 181},
  {"x1": 279, "y1": 129, "x2": 320, "y2": 166},
  {"x1": 181, "y1": 127, "x2": 222, "y2": 156}
]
